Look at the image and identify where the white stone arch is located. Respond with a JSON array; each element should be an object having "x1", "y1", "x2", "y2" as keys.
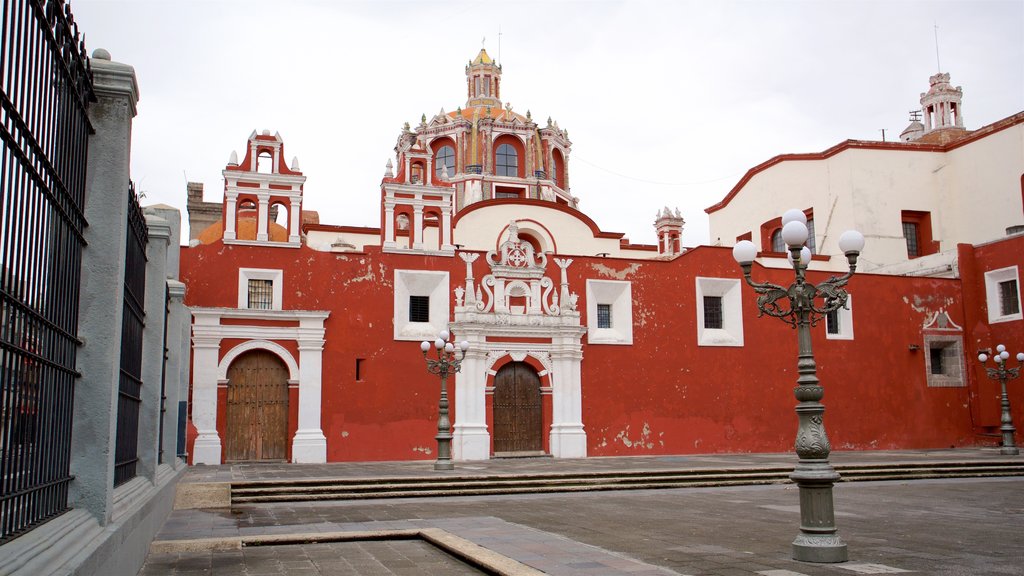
[
  {"x1": 484, "y1": 350, "x2": 553, "y2": 377},
  {"x1": 218, "y1": 339, "x2": 299, "y2": 381}
]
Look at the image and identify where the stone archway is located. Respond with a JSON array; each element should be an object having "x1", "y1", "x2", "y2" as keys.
[{"x1": 224, "y1": 350, "x2": 289, "y2": 461}]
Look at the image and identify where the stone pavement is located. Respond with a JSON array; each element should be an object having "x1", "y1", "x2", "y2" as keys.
[{"x1": 141, "y1": 450, "x2": 1024, "y2": 575}]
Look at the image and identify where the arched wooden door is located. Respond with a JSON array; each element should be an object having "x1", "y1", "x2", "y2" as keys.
[
  {"x1": 225, "y1": 350, "x2": 289, "y2": 461},
  {"x1": 492, "y1": 362, "x2": 543, "y2": 455}
]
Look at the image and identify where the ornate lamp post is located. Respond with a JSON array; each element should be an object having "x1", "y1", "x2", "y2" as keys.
[
  {"x1": 420, "y1": 330, "x2": 469, "y2": 471},
  {"x1": 731, "y1": 208, "x2": 865, "y2": 564},
  {"x1": 978, "y1": 344, "x2": 1023, "y2": 456}
]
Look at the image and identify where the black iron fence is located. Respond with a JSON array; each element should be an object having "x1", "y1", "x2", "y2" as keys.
[
  {"x1": 113, "y1": 182, "x2": 146, "y2": 486},
  {"x1": 0, "y1": 0, "x2": 94, "y2": 542}
]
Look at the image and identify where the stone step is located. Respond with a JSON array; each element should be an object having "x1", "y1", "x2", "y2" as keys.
[{"x1": 229, "y1": 460, "x2": 1024, "y2": 503}]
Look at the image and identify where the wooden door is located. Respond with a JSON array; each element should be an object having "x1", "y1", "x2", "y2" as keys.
[
  {"x1": 492, "y1": 362, "x2": 543, "y2": 454},
  {"x1": 225, "y1": 350, "x2": 289, "y2": 461}
]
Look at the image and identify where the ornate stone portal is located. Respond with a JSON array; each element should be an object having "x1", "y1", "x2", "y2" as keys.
[{"x1": 450, "y1": 222, "x2": 587, "y2": 459}]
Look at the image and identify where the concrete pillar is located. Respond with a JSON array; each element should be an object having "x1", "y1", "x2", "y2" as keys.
[
  {"x1": 71, "y1": 50, "x2": 139, "y2": 524},
  {"x1": 137, "y1": 214, "x2": 170, "y2": 481},
  {"x1": 164, "y1": 280, "x2": 187, "y2": 466},
  {"x1": 292, "y1": 318, "x2": 327, "y2": 463}
]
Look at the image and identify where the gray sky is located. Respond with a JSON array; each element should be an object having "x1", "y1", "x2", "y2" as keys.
[{"x1": 72, "y1": 0, "x2": 1023, "y2": 247}]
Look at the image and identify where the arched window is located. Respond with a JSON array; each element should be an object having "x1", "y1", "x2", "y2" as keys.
[
  {"x1": 552, "y1": 149, "x2": 565, "y2": 189},
  {"x1": 496, "y1": 143, "x2": 518, "y2": 177},
  {"x1": 434, "y1": 145, "x2": 455, "y2": 178},
  {"x1": 770, "y1": 229, "x2": 784, "y2": 252}
]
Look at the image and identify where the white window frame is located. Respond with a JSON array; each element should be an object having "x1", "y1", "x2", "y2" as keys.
[
  {"x1": 394, "y1": 270, "x2": 450, "y2": 341},
  {"x1": 586, "y1": 280, "x2": 632, "y2": 345},
  {"x1": 985, "y1": 266, "x2": 1022, "y2": 323},
  {"x1": 825, "y1": 294, "x2": 854, "y2": 340},
  {"x1": 695, "y1": 277, "x2": 743, "y2": 347},
  {"x1": 238, "y1": 268, "x2": 283, "y2": 310}
]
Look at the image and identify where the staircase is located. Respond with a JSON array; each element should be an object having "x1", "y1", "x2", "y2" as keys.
[{"x1": 230, "y1": 460, "x2": 1024, "y2": 504}]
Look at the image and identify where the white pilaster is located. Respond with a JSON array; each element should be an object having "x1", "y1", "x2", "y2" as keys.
[
  {"x1": 224, "y1": 193, "x2": 237, "y2": 240},
  {"x1": 383, "y1": 201, "x2": 396, "y2": 248},
  {"x1": 292, "y1": 321, "x2": 327, "y2": 463},
  {"x1": 413, "y1": 205, "x2": 425, "y2": 250},
  {"x1": 441, "y1": 206, "x2": 454, "y2": 250},
  {"x1": 288, "y1": 199, "x2": 301, "y2": 243},
  {"x1": 452, "y1": 350, "x2": 490, "y2": 460},
  {"x1": 191, "y1": 338, "x2": 222, "y2": 465},
  {"x1": 549, "y1": 349, "x2": 587, "y2": 458},
  {"x1": 256, "y1": 191, "x2": 270, "y2": 242}
]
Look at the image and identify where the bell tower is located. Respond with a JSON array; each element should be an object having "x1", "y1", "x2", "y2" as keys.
[
  {"x1": 466, "y1": 48, "x2": 501, "y2": 108},
  {"x1": 920, "y1": 72, "x2": 965, "y2": 135}
]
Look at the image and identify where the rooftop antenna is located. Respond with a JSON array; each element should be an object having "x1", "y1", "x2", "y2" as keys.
[
  {"x1": 933, "y1": 22, "x2": 942, "y2": 72},
  {"x1": 909, "y1": 110, "x2": 922, "y2": 122},
  {"x1": 498, "y1": 25, "x2": 502, "y2": 65},
  {"x1": 879, "y1": 129, "x2": 887, "y2": 142}
]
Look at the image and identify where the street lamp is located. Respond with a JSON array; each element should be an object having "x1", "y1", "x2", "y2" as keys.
[
  {"x1": 420, "y1": 330, "x2": 469, "y2": 471},
  {"x1": 978, "y1": 344, "x2": 1024, "y2": 456},
  {"x1": 731, "y1": 208, "x2": 864, "y2": 563}
]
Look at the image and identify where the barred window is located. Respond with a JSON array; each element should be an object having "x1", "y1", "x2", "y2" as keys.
[
  {"x1": 1000, "y1": 279, "x2": 1020, "y2": 316},
  {"x1": 703, "y1": 296, "x2": 723, "y2": 329},
  {"x1": 409, "y1": 295, "x2": 430, "y2": 322},
  {"x1": 597, "y1": 304, "x2": 612, "y2": 329},
  {"x1": 903, "y1": 221, "x2": 920, "y2": 258},
  {"x1": 247, "y1": 279, "x2": 274, "y2": 309},
  {"x1": 826, "y1": 307, "x2": 840, "y2": 335},
  {"x1": 929, "y1": 346, "x2": 944, "y2": 375}
]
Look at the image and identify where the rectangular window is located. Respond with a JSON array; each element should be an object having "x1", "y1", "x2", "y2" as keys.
[
  {"x1": 247, "y1": 279, "x2": 274, "y2": 309},
  {"x1": 495, "y1": 191, "x2": 520, "y2": 198},
  {"x1": 903, "y1": 221, "x2": 920, "y2": 258},
  {"x1": 409, "y1": 295, "x2": 430, "y2": 322},
  {"x1": 806, "y1": 218, "x2": 816, "y2": 254},
  {"x1": 703, "y1": 296, "x2": 723, "y2": 329},
  {"x1": 929, "y1": 346, "x2": 944, "y2": 375},
  {"x1": 597, "y1": 304, "x2": 612, "y2": 329},
  {"x1": 826, "y1": 308, "x2": 840, "y2": 335},
  {"x1": 1000, "y1": 279, "x2": 1021, "y2": 316},
  {"x1": 355, "y1": 358, "x2": 364, "y2": 381}
]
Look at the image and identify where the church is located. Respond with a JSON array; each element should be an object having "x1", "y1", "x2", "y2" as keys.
[{"x1": 180, "y1": 50, "x2": 1024, "y2": 465}]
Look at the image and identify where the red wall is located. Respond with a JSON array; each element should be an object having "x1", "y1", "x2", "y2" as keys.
[{"x1": 181, "y1": 237, "x2": 1018, "y2": 463}]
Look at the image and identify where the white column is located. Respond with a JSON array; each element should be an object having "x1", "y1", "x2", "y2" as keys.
[
  {"x1": 549, "y1": 343, "x2": 586, "y2": 458},
  {"x1": 452, "y1": 347, "x2": 490, "y2": 460},
  {"x1": 191, "y1": 337, "x2": 223, "y2": 464},
  {"x1": 224, "y1": 192, "x2": 237, "y2": 240},
  {"x1": 441, "y1": 205, "x2": 454, "y2": 251},
  {"x1": 292, "y1": 320, "x2": 327, "y2": 463},
  {"x1": 288, "y1": 198, "x2": 301, "y2": 244},
  {"x1": 383, "y1": 201, "x2": 396, "y2": 248},
  {"x1": 256, "y1": 191, "x2": 270, "y2": 242},
  {"x1": 924, "y1": 106, "x2": 932, "y2": 131},
  {"x1": 413, "y1": 205, "x2": 425, "y2": 250}
]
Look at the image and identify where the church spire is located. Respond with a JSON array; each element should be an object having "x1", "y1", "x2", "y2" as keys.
[{"x1": 466, "y1": 48, "x2": 501, "y2": 108}]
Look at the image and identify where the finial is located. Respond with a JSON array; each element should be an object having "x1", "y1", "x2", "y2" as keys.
[
  {"x1": 547, "y1": 116, "x2": 552, "y2": 127},
  {"x1": 228, "y1": 150, "x2": 238, "y2": 165},
  {"x1": 456, "y1": 106, "x2": 462, "y2": 115},
  {"x1": 385, "y1": 158, "x2": 394, "y2": 178},
  {"x1": 526, "y1": 110, "x2": 532, "y2": 120},
  {"x1": 403, "y1": 121, "x2": 411, "y2": 132},
  {"x1": 290, "y1": 156, "x2": 300, "y2": 171},
  {"x1": 420, "y1": 113, "x2": 427, "y2": 125}
]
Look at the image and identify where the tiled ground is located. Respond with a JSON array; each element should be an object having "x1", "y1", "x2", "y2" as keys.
[
  {"x1": 146, "y1": 476, "x2": 1024, "y2": 575},
  {"x1": 140, "y1": 540, "x2": 486, "y2": 575}
]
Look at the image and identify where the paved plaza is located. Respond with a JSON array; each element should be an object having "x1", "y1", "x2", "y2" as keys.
[{"x1": 140, "y1": 451, "x2": 1024, "y2": 575}]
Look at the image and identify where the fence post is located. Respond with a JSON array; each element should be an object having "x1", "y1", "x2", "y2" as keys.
[
  {"x1": 138, "y1": 213, "x2": 170, "y2": 480},
  {"x1": 70, "y1": 49, "x2": 140, "y2": 523}
]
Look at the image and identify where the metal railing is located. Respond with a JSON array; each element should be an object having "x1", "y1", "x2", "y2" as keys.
[
  {"x1": 113, "y1": 182, "x2": 146, "y2": 486},
  {"x1": 0, "y1": 0, "x2": 94, "y2": 542}
]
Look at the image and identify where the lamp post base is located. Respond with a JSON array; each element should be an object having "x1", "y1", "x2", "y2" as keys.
[
  {"x1": 433, "y1": 460, "x2": 454, "y2": 471},
  {"x1": 793, "y1": 533, "x2": 848, "y2": 563},
  {"x1": 1000, "y1": 446, "x2": 1019, "y2": 456}
]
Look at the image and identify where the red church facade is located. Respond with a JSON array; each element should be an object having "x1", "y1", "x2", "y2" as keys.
[{"x1": 180, "y1": 51, "x2": 1024, "y2": 465}]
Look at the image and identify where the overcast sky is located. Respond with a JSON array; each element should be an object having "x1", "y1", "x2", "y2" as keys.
[{"x1": 71, "y1": 0, "x2": 1023, "y2": 247}]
